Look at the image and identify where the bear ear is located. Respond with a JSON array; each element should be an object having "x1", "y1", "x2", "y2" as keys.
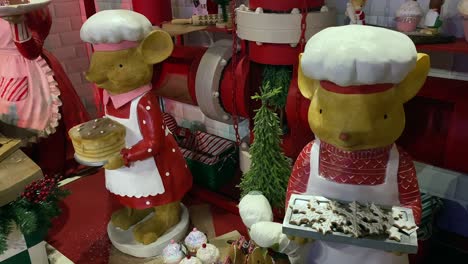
[
  {"x1": 298, "y1": 53, "x2": 320, "y2": 100},
  {"x1": 139, "y1": 30, "x2": 174, "y2": 65},
  {"x1": 396, "y1": 53, "x2": 430, "y2": 103}
]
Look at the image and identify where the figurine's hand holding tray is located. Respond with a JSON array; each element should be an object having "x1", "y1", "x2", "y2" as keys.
[
  {"x1": 0, "y1": 0, "x2": 50, "y2": 17},
  {"x1": 282, "y1": 194, "x2": 418, "y2": 254}
]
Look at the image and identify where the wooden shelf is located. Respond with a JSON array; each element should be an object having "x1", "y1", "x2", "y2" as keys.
[
  {"x1": 162, "y1": 23, "x2": 232, "y2": 36},
  {"x1": 416, "y1": 39, "x2": 468, "y2": 54}
]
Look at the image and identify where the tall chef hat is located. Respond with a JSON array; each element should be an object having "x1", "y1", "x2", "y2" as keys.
[
  {"x1": 80, "y1": 9, "x2": 154, "y2": 52},
  {"x1": 301, "y1": 25, "x2": 417, "y2": 94}
]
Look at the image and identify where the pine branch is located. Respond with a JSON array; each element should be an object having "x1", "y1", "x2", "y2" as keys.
[
  {"x1": 240, "y1": 89, "x2": 292, "y2": 207},
  {"x1": 0, "y1": 176, "x2": 69, "y2": 255}
]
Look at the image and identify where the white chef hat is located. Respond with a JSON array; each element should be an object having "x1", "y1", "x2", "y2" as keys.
[
  {"x1": 80, "y1": 9, "x2": 154, "y2": 51},
  {"x1": 301, "y1": 25, "x2": 417, "y2": 89}
]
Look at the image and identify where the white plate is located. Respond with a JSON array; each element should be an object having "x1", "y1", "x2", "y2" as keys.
[
  {"x1": 0, "y1": 0, "x2": 51, "y2": 17},
  {"x1": 74, "y1": 153, "x2": 107, "y2": 167}
]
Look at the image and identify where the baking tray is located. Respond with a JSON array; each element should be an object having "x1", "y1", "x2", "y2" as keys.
[
  {"x1": 0, "y1": 0, "x2": 51, "y2": 17},
  {"x1": 282, "y1": 194, "x2": 418, "y2": 254}
]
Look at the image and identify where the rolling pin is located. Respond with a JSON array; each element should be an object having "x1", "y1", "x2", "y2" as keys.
[{"x1": 171, "y1": 14, "x2": 225, "y2": 26}]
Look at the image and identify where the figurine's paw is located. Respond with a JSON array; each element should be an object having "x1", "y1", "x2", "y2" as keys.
[
  {"x1": 133, "y1": 202, "x2": 181, "y2": 245},
  {"x1": 133, "y1": 222, "x2": 156, "y2": 245},
  {"x1": 104, "y1": 153, "x2": 125, "y2": 170},
  {"x1": 286, "y1": 236, "x2": 313, "y2": 245},
  {"x1": 2, "y1": 15, "x2": 25, "y2": 24},
  {"x1": 111, "y1": 208, "x2": 152, "y2": 230}
]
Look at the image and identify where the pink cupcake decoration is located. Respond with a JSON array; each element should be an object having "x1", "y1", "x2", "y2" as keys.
[
  {"x1": 184, "y1": 228, "x2": 208, "y2": 254},
  {"x1": 396, "y1": 0, "x2": 423, "y2": 32}
]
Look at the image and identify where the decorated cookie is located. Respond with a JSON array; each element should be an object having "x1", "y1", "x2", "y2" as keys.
[
  {"x1": 185, "y1": 228, "x2": 208, "y2": 253},
  {"x1": 196, "y1": 243, "x2": 220, "y2": 264},
  {"x1": 288, "y1": 198, "x2": 417, "y2": 242},
  {"x1": 290, "y1": 204, "x2": 309, "y2": 214},
  {"x1": 163, "y1": 240, "x2": 185, "y2": 264},
  {"x1": 387, "y1": 227, "x2": 402, "y2": 242},
  {"x1": 179, "y1": 255, "x2": 203, "y2": 264}
]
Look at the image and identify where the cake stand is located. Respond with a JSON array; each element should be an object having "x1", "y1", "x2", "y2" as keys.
[
  {"x1": 107, "y1": 203, "x2": 190, "y2": 258},
  {"x1": 0, "y1": 0, "x2": 51, "y2": 17}
]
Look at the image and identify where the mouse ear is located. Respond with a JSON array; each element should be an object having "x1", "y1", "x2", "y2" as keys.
[
  {"x1": 298, "y1": 53, "x2": 320, "y2": 100},
  {"x1": 396, "y1": 53, "x2": 430, "y2": 103},
  {"x1": 139, "y1": 30, "x2": 174, "y2": 65}
]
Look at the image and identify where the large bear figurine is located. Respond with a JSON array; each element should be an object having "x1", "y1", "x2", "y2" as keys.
[{"x1": 239, "y1": 25, "x2": 430, "y2": 264}]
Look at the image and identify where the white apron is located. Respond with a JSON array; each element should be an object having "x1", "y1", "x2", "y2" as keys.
[
  {"x1": 105, "y1": 93, "x2": 165, "y2": 198},
  {"x1": 305, "y1": 140, "x2": 409, "y2": 264}
]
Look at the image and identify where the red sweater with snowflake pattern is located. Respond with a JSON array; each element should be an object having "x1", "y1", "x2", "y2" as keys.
[{"x1": 286, "y1": 141, "x2": 422, "y2": 225}]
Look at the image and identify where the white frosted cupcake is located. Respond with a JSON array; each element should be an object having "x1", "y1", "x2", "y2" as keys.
[
  {"x1": 184, "y1": 228, "x2": 208, "y2": 254},
  {"x1": 179, "y1": 256, "x2": 202, "y2": 264},
  {"x1": 196, "y1": 243, "x2": 220, "y2": 264},
  {"x1": 163, "y1": 240, "x2": 185, "y2": 264},
  {"x1": 396, "y1": 0, "x2": 423, "y2": 32}
]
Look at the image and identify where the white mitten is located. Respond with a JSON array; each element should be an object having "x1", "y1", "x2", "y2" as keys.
[
  {"x1": 250, "y1": 222, "x2": 305, "y2": 264},
  {"x1": 238, "y1": 192, "x2": 273, "y2": 228}
]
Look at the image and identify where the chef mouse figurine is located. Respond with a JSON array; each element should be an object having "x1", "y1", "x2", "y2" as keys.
[
  {"x1": 80, "y1": 10, "x2": 192, "y2": 247},
  {"x1": 239, "y1": 25, "x2": 428, "y2": 264},
  {"x1": 346, "y1": 0, "x2": 367, "y2": 25}
]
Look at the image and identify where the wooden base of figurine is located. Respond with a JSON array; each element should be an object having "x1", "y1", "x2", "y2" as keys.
[{"x1": 107, "y1": 204, "x2": 189, "y2": 258}]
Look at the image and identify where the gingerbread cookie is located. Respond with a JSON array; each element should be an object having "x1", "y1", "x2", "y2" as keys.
[{"x1": 387, "y1": 226, "x2": 402, "y2": 242}]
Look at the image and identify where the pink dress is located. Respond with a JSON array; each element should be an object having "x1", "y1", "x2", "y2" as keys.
[
  {"x1": 0, "y1": 18, "x2": 61, "y2": 135},
  {"x1": 0, "y1": 9, "x2": 89, "y2": 177}
]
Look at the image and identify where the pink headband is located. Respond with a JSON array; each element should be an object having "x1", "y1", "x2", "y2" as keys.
[{"x1": 93, "y1": 40, "x2": 139, "y2": 51}]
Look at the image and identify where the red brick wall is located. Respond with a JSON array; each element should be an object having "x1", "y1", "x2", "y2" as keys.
[{"x1": 44, "y1": 0, "x2": 134, "y2": 117}]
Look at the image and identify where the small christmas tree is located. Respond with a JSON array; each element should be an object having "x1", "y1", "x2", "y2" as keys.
[{"x1": 239, "y1": 83, "x2": 292, "y2": 208}]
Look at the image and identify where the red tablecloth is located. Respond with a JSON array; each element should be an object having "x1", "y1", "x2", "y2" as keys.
[{"x1": 47, "y1": 171, "x2": 247, "y2": 264}]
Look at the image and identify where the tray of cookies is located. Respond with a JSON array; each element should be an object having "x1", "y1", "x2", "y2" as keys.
[
  {"x1": 0, "y1": 0, "x2": 51, "y2": 17},
  {"x1": 282, "y1": 194, "x2": 418, "y2": 254}
]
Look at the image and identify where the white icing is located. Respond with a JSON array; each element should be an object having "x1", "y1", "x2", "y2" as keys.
[
  {"x1": 238, "y1": 193, "x2": 273, "y2": 229},
  {"x1": 459, "y1": 0, "x2": 468, "y2": 16},
  {"x1": 179, "y1": 257, "x2": 203, "y2": 264},
  {"x1": 396, "y1": 1, "x2": 423, "y2": 17},
  {"x1": 184, "y1": 229, "x2": 207, "y2": 251},
  {"x1": 80, "y1": 9, "x2": 153, "y2": 44},
  {"x1": 301, "y1": 25, "x2": 417, "y2": 86},
  {"x1": 196, "y1": 244, "x2": 220, "y2": 264},
  {"x1": 163, "y1": 243, "x2": 184, "y2": 264}
]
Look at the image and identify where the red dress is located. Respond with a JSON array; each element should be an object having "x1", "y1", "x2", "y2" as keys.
[
  {"x1": 104, "y1": 88, "x2": 192, "y2": 209},
  {"x1": 6, "y1": 8, "x2": 89, "y2": 177}
]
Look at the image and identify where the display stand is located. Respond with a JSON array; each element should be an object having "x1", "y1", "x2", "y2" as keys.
[{"x1": 107, "y1": 204, "x2": 189, "y2": 258}]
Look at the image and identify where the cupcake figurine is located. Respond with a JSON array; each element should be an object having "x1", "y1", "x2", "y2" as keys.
[
  {"x1": 396, "y1": 0, "x2": 423, "y2": 32},
  {"x1": 179, "y1": 255, "x2": 203, "y2": 264},
  {"x1": 420, "y1": 0, "x2": 445, "y2": 35},
  {"x1": 184, "y1": 228, "x2": 208, "y2": 254},
  {"x1": 458, "y1": 0, "x2": 468, "y2": 42},
  {"x1": 196, "y1": 243, "x2": 220, "y2": 264},
  {"x1": 163, "y1": 240, "x2": 185, "y2": 264}
]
